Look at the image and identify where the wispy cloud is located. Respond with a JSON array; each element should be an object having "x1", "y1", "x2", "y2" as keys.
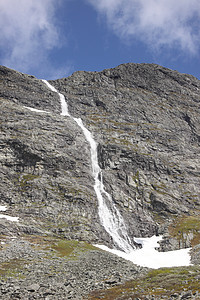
[
  {"x1": 0, "y1": 0, "x2": 64, "y2": 78},
  {"x1": 87, "y1": 0, "x2": 200, "y2": 54}
]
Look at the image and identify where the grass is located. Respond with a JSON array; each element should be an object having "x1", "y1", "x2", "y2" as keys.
[
  {"x1": 87, "y1": 266, "x2": 200, "y2": 299},
  {"x1": 23, "y1": 235, "x2": 99, "y2": 260},
  {"x1": 169, "y1": 216, "x2": 200, "y2": 246},
  {"x1": 51, "y1": 240, "x2": 98, "y2": 259},
  {"x1": 1, "y1": 234, "x2": 199, "y2": 298},
  {"x1": 0, "y1": 235, "x2": 101, "y2": 281},
  {"x1": 0, "y1": 259, "x2": 27, "y2": 279},
  {"x1": 13, "y1": 173, "x2": 40, "y2": 191}
]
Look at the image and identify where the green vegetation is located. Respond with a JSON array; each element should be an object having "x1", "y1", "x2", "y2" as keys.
[
  {"x1": 0, "y1": 259, "x2": 27, "y2": 279},
  {"x1": 88, "y1": 266, "x2": 200, "y2": 299},
  {"x1": 51, "y1": 240, "x2": 98, "y2": 259},
  {"x1": 47, "y1": 181, "x2": 94, "y2": 202},
  {"x1": 14, "y1": 173, "x2": 40, "y2": 190},
  {"x1": 23, "y1": 235, "x2": 99, "y2": 260},
  {"x1": 169, "y1": 216, "x2": 200, "y2": 246},
  {"x1": 130, "y1": 170, "x2": 140, "y2": 187},
  {"x1": 20, "y1": 174, "x2": 40, "y2": 184},
  {"x1": 0, "y1": 235, "x2": 100, "y2": 282},
  {"x1": 151, "y1": 182, "x2": 177, "y2": 199}
]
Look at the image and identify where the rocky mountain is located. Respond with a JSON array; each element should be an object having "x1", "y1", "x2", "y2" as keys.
[{"x1": 0, "y1": 63, "x2": 200, "y2": 299}]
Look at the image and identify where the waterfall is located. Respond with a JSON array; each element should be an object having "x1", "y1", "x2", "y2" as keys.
[
  {"x1": 42, "y1": 80, "x2": 133, "y2": 253},
  {"x1": 74, "y1": 118, "x2": 133, "y2": 253}
]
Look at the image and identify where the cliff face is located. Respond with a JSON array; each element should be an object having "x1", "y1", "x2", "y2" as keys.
[
  {"x1": 0, "y1": 66, "x2": 105, "y2": 244},
  {"x1": 0, "y1": 63, "x2": 200, "y2": 250},
  {"x1": 53, "y1": 64, "x2": 200, "y2": 249}
]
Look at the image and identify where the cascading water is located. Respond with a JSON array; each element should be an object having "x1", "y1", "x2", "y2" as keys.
[
  {"x1": 75, "y1": 118, "x2": 133, "y2": 253},
  {"x1": 42, "y1": 80, "x2": 133, "y2": 253},
  {"x1": 41, "y1": 79, "x2": 192, "y2": 268}
]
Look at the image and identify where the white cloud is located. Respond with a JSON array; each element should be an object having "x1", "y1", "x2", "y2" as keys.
[
  {"x1": 87, "y1": 0, "x2": 200, "y2": 54},
  {"x1": 0, "y1": 0, "x2": 62, "y2": 76},
  {"x1": 43, "y1": 63, "x2": 73, "y2": 80}
]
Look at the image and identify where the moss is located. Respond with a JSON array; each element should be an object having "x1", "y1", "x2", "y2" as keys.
[
  {"x1": 51, "y1": 240, "x2": 97, "y2": 259},
  {"x1": 169, "y1": 216, "x2": 200, "y2": 246},
  {"x1": 23, "y1": 235, "x2": 100, "y2": 260},
  {"x1": 51, "y1": 240, "x2": 79, "y2": 257},
  {"x1": 14, "y1": 173, "x2": 40, "y2": 190},
  {"x1": 151, "y1": 211, "x2": 166, "y2": 224},
  {"x1": 47, "y1": 182, "x2": 89, "y2": 200},
  {"x1": 104, "y1": 136, "x2": 137, "y2": 149},
  {"x1": 88, "y1": 266, "x2": 200, "y2": 299},
  {"x1": 0, "y1": 259, "x2": 27, "y2": 279},
  {"x1": 152, "y1": 183, "x2": 167, "y2": 190},
  {"x1": 23, "y1": 235, "x2": 99, "y2": 258},
  {"x1": 51, "y1": 240, "x2": 98, "y2": 259},
  {"x1": 21, "y1": 173, "x2": 40, "y2": 182},
  {"x1": 151, "y1": 183, "x2": 177, "y2": 199}
]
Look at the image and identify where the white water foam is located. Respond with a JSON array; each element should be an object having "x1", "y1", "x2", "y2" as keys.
[{"x1": 42, "y1": 80, "x2": 69, "y2": 116}]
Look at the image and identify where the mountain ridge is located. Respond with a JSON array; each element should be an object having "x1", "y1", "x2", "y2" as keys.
[{"x1": 0, "y1": 63, "x2": 200, "y2": 298}]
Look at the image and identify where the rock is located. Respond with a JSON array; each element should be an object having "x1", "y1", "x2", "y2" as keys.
[
  {"x1": 181, "y1": 291, "x2": 192, "y2": 299},
  {"x1": 27, "y1": 283, "x2": 40, "y2": 292},
  {"x1": 0, "y1": 236, "x2": 147, "y2": 299},
  {"x1": 171, "y1": 293, "x2": 179, "y2": 298},
  {"x1": 0, "y1": 65, "x2": 106, "y2": 245},
  {"x1": 190, "y1": 243, "x2": 200, "y2": 264}
]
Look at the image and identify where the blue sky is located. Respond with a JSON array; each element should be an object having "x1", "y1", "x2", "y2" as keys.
[{"x1": 0, "y1": 0, "x2": 200, "y2": 79}]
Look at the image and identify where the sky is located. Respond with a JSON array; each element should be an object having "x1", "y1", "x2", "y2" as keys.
[{"x1": 0, "y1": 0, "x2": 200, "y2": 80}]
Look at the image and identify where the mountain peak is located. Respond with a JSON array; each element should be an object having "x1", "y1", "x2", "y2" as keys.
[{"x1": 0, "y1": 64, "x2": 200, "y2": 298}]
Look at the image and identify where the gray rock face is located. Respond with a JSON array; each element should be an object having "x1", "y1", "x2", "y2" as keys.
[
  {"x1": 0, "y1": 63, "x2": 200, "y2": 249},
  {"x1": 0, "y1": 66, "x2": 108, "y2": 245},
  {"x1": 50, "y1": 63, "x2": 200, "y2": 245}
]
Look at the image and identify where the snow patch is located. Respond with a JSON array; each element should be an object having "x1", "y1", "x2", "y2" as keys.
[
  {"x1": 0, "y1": 205, "x2": 19, "y2": 222},
  {"x1": 0, "y1": 205, "x2": 7, "y2": 212},
  {"x1": 0, "y1": 214, "x2": 19, "y2": 222},
  {"x1": 24, "y1": 106, "x2": 50, "y2": 113},
  {"x1": 95, "y1": 235, "x2": 192, "y2": 269}
]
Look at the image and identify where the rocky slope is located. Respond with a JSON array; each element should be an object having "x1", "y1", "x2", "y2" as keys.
[
  {"x1": 0, "y1": 63, "x2": 200, "y2": 298},
  {"x1": 51, "y1": 63, "x2": 200, "y2": 249}
]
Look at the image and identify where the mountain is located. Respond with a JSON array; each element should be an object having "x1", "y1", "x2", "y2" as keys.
[{"x1": 0, "y1": 63, "x2": 199, "y2": 299}]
